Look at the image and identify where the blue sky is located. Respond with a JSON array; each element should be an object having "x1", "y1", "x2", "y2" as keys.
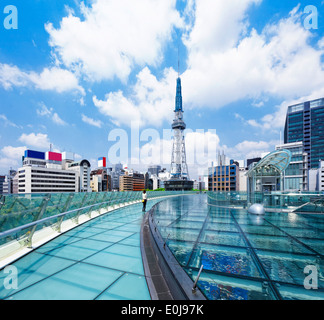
[{"x1": 0, "y1": 0, "x2": 323, "y2": 179}]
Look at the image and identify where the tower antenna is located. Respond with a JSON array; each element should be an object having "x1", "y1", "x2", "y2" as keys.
[{"x1": 177, "y1": 34, "x2": 180, "y2": 77}]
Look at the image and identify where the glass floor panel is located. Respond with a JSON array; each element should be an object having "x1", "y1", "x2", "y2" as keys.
[
  {"x1": 152, "y1": 195, "x2": 324, "y2": 300},
  {"x1": 0, "y1": 199, "x2": 162, "y2": 300}
]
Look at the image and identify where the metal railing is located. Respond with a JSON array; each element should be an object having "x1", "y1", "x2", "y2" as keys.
[
  {"x1": 207, "y1": 191, "x2": 324, "y2": 213},
  {"x1": 0, "y1": 191, "x2": 195, "y2": 262}
]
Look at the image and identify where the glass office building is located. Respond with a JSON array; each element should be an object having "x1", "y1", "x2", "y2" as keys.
[{"x1": 284, "y1": 98, "x2": 324, "y2": 169}]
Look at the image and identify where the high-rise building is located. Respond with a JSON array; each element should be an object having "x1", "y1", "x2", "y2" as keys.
[
  {"x1": 284, "y1": 98, "x2": 324, "y2": 169},
  {"x1": 148, "y1": 165, "x2": 161, "y2": 176},
  {"x1": 165, "y1": 76, "x2": 193, "y2": 191},
  {"x1": 110, "y1": 163, "x2": 125, "y2": 191},
  {"x1": 247, "y1": 157, "x2": 261, "y2": 168},
  {"x1": 0, "y1": 176, "x2": 5, "y2": 194},
  {"x1": 208, "y1": 160, "x2": 239, "y2": 192}
]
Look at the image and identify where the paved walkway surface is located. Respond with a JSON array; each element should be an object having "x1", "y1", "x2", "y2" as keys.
[{"x1": 0, "y1": 200, "x2": 162, "y2": 300}]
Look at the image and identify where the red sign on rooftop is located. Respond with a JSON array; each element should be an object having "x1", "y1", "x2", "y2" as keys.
[{"x1": 46, "y1": 151, "x2": 62, "y2": 162}]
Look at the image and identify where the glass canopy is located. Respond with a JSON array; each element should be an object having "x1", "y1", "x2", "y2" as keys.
[{"x1": 247, "y1": 150, "x2": 292, "y2": 178}]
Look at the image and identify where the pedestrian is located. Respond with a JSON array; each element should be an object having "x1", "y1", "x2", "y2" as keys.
[{"x1": 142, "y1": 190, "x2": 147, "y2": 212}]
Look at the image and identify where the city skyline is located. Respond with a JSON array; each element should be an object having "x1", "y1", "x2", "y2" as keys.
[{"x1": 1, "y1": 1, "x2": 324, "y2": 180}]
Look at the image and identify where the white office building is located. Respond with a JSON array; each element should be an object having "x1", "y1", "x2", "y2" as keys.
[
  {"x1": 276, "y1": 142, "x2": 308, "y2": 191},
  {"x1": 17, "y1": 166, "x2": 78, "y2": 194},
  {"x1": 67, "y1": 160, "x2": 92, "y2": 193},
  {"x1": 239, "y1": 167, "x2": 248, "y2": 192},
  {"x1": 319, "y1": 161, "x2": 324, "y2": 191},
  {"x1": 17, "y1": 150, "x2": 91, "y2": 194},
  {"x1": 309, "y1": 161, "x2": 324, "y2": 192}
]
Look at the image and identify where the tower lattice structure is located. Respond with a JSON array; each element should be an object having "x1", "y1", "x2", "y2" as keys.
[{"x1": 170, "y1": 77, "x2": 190, "y2": 181}]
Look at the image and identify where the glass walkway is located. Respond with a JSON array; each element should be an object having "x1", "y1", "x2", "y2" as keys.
[
  {"x1": 1, "y1": 192, "x2": 323, "y2": 300},
  {"x1": 151, "y1": 194, "x2": 324, "y2": 300},
  {"x1": 0, "y1": 198, "x2": 163, "y2": 300}
]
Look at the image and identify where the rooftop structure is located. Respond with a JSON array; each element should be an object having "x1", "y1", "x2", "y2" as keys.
[{"x1": 247, "y1": 150, "x2": 292, "y2": 193}]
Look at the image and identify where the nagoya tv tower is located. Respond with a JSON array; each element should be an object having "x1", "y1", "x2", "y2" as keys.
[{"x1": 165, "y1": 66, "x2": 193, "y2": 191}]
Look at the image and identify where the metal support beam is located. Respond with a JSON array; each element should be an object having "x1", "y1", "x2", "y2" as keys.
[{"x1": 26, "y1": 195, "x2": 51, "y2": 248}]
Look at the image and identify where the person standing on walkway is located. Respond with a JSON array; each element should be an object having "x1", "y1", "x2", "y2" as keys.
[{"x1": 142, "y1": 190, "x2": 147, "y2": 212}]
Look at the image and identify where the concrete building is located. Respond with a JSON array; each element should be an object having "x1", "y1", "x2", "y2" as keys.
[
  {"x1": 2, "y1": 170, "x2": 17, "y2": 194},
  {"x1": 68, "y1": 160, "x2": 91, "y2": 193},
  {"x1": 308, "y1": 169, "x2": 318, "y2": 191},
  {"x1": 17, "y1": 166, "x2": 78, "y2": 194},
  {"x1": 239, "y1": 167, "x2": 248, "y2": 192},
  {"x1": 12, "y1": 172, "x2": 18, "y2": 194},
  {"x1": 193, "y1": 180, "x2": 205, "y2": 191},
  {"x1": 17, "y1": 149, "x2": 91, "y2": 194},
  {"x1": 119, "y1": 173, "x2": 133, "y2": 191},
  {"x1": 276, "y1": 141, "x2": 308, "y2": 191},
  {"x1": 90, "y1": 168, "x2": 112, "y2": 192},
  {"x1": 151, "y1": 175, "x2": 160, "y2": 190},
  {"x1": 319, "y1": 161, "x2": 324, "y2": 191},
  {"x1": 119, "y1": 172, "x2": 145, "y2": 191},
  {"x1": 309, "y1": 160, "x2": 324, "y2": 192},
  {"x1": 132, "y1": 173, "x2": 145, "y2": 191}
]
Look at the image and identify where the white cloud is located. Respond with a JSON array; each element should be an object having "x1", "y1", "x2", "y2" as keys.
[
  {"x1": 0, "y1": 114, "x2": 20, "y2": 128},
  {"x1": 0, "y1": 63, "x2": 84, "y2": 95},
  {"x1": 91, "y1": 2, "x2": 324, "y2": 136},
  {"x1": 225, "y1": 139, "x2": 278, "y2": 160},
  {"x1": 81, "y1": 114, "x2": 103, "y2": 128},
  {"x1": 0, "y1": 158, "x2": 19, "y2": 172},
  {"x1": 93, "y1": 67, "x2": 176, "y2": 127},
  {"x1": 36, "y1": 103, "x2": 67, "y2": 126},
  {"x1": 52, "y1": 113, "x2": 67, "y2": 126},
  {"x1": 29, "y1": 67, "x2": 85, "y2": 95},
  {"x1": 182, "y1": 3, "x2": 324, "y2": 110},
  {"x1": 184, "y1": 0, "x2": 261, "y2": 53},
  {"x1": 0, "y1": 146, "x2": 26, "y2": 172},
  {"x1": 46, "y1": 0, "x2": 182, "y2": 82},
  {"x1": 18, "y1": 133, "x2": 51, "y2": 149},
  {"x1": 1, "y1": 146, "x2": 26, "y2": 159},
  {"x1": 0, "y1": 64, "x2": 29, "y2": 89},
  {"x1": 36, "y1": 104, "x2": 52, "y2": 117}
]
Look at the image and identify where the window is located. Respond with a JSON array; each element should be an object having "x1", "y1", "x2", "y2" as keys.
[{"x1": 310, "y1": 99, "x2": 324, "y2": 109}]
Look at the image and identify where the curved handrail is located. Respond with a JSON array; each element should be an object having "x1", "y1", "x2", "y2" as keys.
[
  {"x1": 0, "y1": 200, "x2": 112, "y2": 241},
  {"x1": 0, "y1": 191, "x2": 196, "y2": 252}
]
